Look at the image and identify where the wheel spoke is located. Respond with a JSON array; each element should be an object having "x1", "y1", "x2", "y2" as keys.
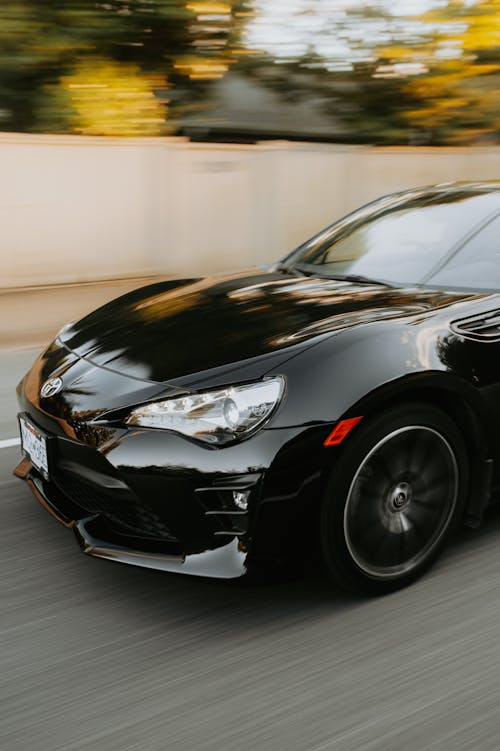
[
  {"x1": 370, "y1": 527, "x2": 395, "y2": 563},
  {"x1": 412, "y1": 496, "x2": 439, "y2": 509},
  {"x1": 410, "y1": 432, "x2": 436, "y2": 474},
  {"x1": 367, "y1": 452, "x2": 393, "y2": 483},
  {"x1": 395, "y1": 513, "x2": 413, "y2": 564},
  {"x1": 407, "y1": 514, "x2": 429, "y2": 546},
  {"x1": 406, "y1": 431, "x2": 425, "y2": 474},
  {"x1": 423, "y1": 472, "x2": 450, "y2": 491}
]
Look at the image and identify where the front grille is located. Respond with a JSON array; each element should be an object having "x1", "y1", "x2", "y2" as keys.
[{"x1": 53, "y1": 473, "x2": 178, "y2": 542}]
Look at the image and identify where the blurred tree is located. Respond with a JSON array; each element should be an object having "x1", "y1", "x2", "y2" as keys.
[
  {"x1": 0, "y1": 0, "x2": 247, "y2": 134},
  {"x1": 2, "y1": 0, "x2": 500, "y2": 143},
  {"x1": 376, "y1": 0, "x2": 500, "y2": 143},
  {"x1": 59, "y1": 60, "x2": 167, "y2": 136},
  {"x1": 228, "y1": 4, "x2": 427, "y2": 144},
  {"x1": 231, "y1": 0, "x2": 500, "y2": 145}
]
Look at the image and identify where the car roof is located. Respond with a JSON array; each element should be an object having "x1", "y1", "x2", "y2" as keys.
[
  {"x1": 355, "y1": 181, "x2": 500, "y2": 223},
  {"x1": 427, "y1": 181, "x2": 500, "y2": 191},
  {"x1": 390, "y1": 181, "x2": 500, "y2": 203}
]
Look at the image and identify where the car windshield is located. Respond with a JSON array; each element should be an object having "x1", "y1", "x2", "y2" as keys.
[{"x1": 286, "y1": 191, "x2": 500, "y2": 289}]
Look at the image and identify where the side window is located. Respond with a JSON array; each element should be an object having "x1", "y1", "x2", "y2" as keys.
[{"x1": 428, "y1": 214, "x2": 500, "y2": 290}]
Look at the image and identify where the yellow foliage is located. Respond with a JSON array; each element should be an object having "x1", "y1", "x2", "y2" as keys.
[
  {"x1": 174, "y1": 57, "x2": 229, "y2": 79},
  {"x1": 425, "y1": 1, "x2": 500, "y2": 51},
  {"x1": 186, "y1": 2, "x2": 232, "y2": 14},
  {"x1": 62, "y1": 59, "x2": 166, "y2": 136},
  {"x1": 378, "y1": 0, "x2": 500, "y2": 138}
]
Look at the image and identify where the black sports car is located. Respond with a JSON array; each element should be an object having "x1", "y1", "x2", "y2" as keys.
[{"x1": 15, "y1": 182, "x2": 500, "y2": 594}]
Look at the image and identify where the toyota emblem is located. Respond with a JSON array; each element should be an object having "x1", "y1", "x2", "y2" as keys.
[{"x1": 40, "y1": 377, "x2": 63, "y2": 398}]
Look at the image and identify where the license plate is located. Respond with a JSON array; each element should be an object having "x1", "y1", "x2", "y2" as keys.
[{"x1": 19, "y1": 416, "x2": 49, "y2": 475}]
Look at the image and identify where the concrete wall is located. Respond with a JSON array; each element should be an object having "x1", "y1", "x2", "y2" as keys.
[{"x1": 2, "y1": 133, "x2": 500, "y2": 288}]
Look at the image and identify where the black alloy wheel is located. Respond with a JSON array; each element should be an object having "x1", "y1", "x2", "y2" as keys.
[{"x1": 320, "y1": 403, "x2": 468, "y2": 595}]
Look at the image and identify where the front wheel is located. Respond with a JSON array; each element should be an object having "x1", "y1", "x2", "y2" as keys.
[{"x1": 320, "y1": 403, "x2": 468, "y2": 596}]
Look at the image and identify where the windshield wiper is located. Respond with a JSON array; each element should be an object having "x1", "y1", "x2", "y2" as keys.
[
  {"x1": 274, "y1": 264, "x2": 395, "y2": 287},
  {"x1": 293, "y1": 268, "x2": 395, "y2": 287},
  {"x1": 330, "y1": 273, "x2": 395, "y2": 288}
]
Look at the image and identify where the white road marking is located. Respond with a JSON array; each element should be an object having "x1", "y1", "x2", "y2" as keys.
[{"x1": 0, "y1": 437, "x2": 21, "y2": 449}]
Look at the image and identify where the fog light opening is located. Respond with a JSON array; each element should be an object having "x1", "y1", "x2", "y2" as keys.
[{"x1": 233, "y1": 490, "x2": 250, "y2": 510}]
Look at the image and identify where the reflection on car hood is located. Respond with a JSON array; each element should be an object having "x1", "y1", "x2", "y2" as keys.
[{"x1": 59, "y1": 271, "x2": 474, "y2": 384}]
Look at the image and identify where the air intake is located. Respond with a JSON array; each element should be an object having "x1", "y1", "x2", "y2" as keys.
[{"x1": 452, "y1": 310, "x2": 500, "y2": 341}]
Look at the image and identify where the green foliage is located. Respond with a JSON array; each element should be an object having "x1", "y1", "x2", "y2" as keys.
[{"x1": 0, "y1": 0, "x2": 241, "y2": 133}]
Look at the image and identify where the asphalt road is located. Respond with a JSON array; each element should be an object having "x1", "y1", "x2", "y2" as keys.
[{"x1": 2, "y1": 347, "x2": 500, "y2": 751}]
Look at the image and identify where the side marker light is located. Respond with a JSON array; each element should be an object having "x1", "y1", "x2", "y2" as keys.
[{"x1": 324, "y1": 416, "x2": 363, "y2": 447}]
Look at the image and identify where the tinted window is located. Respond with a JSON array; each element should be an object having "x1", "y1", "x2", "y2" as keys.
[
  {"x1": 428, "y1": 213, "x2": 500, "y2": 290},
  {"x1": 291, "y1": 193, "x2": 500, "y2": 286}
]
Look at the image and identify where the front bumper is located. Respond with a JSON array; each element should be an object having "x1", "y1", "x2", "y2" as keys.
[
  {"x1": 15, "y1": 407, "x2": 328, "y2": 577},
  {"x1": 15, "y1": 455, "x2": 247, "y2": 577},
  {"x1": 13, "y1": 430, "x2": 257, "y2": 579}
]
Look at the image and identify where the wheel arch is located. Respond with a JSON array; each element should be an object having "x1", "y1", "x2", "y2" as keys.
[{"x1": 340, "y1": 372, "x2": 494, "y2": 527}]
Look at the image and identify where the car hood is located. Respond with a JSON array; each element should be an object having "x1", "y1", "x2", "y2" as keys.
[{"x1": 59, "y1": 270, "x2": 473, "y2": 386}]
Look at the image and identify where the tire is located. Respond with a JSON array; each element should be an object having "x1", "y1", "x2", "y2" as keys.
[{"x1": 320, "y1": 402, "x2": 469, "y2": 596}]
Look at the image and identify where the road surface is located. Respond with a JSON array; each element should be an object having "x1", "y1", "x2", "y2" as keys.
[{"x1": 2, "y1": 347, "x2": 500, "y2": 751}]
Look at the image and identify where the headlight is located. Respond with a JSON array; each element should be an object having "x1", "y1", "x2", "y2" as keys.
[{"x1": 126, "y1": 376, "x2": 285, "y2": 445}]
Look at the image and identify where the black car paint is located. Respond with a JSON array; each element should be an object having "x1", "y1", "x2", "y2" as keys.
[
  {"x1": 14, "y1": 273, "x2": 500, "y2": 565},
  {"x1": 15, "y1": 185, "x2": 500, "y2": 576}
]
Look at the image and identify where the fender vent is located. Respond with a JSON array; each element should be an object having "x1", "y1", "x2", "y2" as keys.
[{"x1": 452, "y1": 310, "x2": 500, "y2": 341}]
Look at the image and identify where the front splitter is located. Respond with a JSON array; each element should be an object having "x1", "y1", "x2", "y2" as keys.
[{"x1": 74, "y1": 517, "x2": 248, "y2": 579}]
